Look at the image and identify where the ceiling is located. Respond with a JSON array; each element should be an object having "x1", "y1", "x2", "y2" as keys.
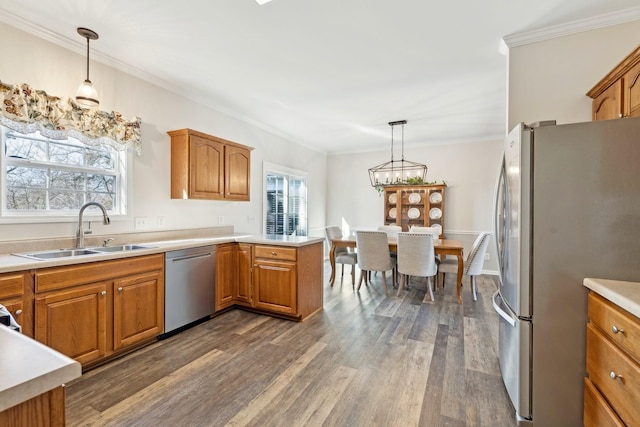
[{"x1": 1, "y1": 1, "x2": 639, "y2": 154}]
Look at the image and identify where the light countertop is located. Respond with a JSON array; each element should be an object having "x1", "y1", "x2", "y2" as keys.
[
  {"x1": 584, "y1": 278, "x2": 640, "y2": 318},
  {"x1": 0, "y1": 325, "x2": 81, "y2": 412},
  {"x1": 0, "y1": 233, "x2": 324, "y2": 274}
]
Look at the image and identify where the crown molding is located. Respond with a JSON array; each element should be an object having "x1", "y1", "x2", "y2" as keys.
[
  {"x1": 0, "y1": 7, "x2": 327, "y2": 154},
  {"x1": 503, "y1": 6, "x2": 640, "y2": 48}
]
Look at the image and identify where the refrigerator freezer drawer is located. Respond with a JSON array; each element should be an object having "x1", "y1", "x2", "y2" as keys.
[{"x1": 494, "y1": 291, "x2": 532, "y2": 420}]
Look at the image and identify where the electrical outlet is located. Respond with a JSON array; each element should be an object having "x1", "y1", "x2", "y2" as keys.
[
  {"x1": 157, "y1": 216, "x2": 166, "y2": 228},
  {"x1": 484, "y1": 253, "x2": 490, "y2": 261},
  {"x1": 218, "y1": 216, "x2": 224, "y2": 224},
  {"x1": 247, "y1": 216, "x2": 256, "y2": 223},
  {"x1": 135, "y1": 217, "x2": 147, "y2": 229}
]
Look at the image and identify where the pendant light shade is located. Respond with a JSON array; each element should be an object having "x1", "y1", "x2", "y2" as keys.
[
  {"x1": 368, "y1": 120, "x2": 428, "y2": 187},
  {"x1": 75, "y1": 27, "x2": 99, "y2": 108}
]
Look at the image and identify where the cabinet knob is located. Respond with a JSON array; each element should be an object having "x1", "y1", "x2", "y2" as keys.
[
  {"x1": 271, "y1": 251, "x2": 277, "y2": 256},
  {"x1": 610, "y1": 371, "x2": 623, "y2": 380},
  {"x1": 118, "y1": 287, "x2": 123, "y2": 293},
  {"x1": 15, "y1": 309, "x2": 22, "y2": 315},
  {"x1": 101, "y1": 291, "x2": 107, "y2": 296},
  {"x1": 612, "y1": 325, "x2": 624, "y2": 334},
  {"x1": 619, "y1": 113, "x2": 623, "y2": 118}
]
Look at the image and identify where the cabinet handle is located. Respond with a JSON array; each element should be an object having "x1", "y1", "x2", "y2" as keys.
[
  {"x1": 612, "y1": 325, "x2": 624, "y2": 334},
  {"x1": 118, "y1": 287, "x2": 123, "y2": 293},
  {"x1": 101, "y1": 291, "x2": 107, "y2": 296},
  {"x1": 15, "y1": 309, "x2": 22, "y2": 315},
  {"x1": 271, "y1": 251, "x2": 277, "y2": 256},
  {"x1": 610, "y1": 371, "x2": 624, "y2": 380}
]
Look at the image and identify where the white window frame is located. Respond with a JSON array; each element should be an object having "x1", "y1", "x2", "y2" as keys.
[
  {"x1": 263, "y1": 161, "x2": 308, "y2": 236},
  {"x1": 0, "y1": 126, "x2": 132, "y2": 224}
]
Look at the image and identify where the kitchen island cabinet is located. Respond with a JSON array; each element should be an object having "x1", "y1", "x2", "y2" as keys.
[
  {"x1": 35, "y1": 254, "x2": 164, "y2": 368},
  {"x1": 0, "y1": 271, "x2": 33, "y2": 337}
]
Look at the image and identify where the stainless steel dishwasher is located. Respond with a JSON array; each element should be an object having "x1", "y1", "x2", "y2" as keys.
[{"x1": 162, "y1": 245, "x2": 216, "y2": 338}]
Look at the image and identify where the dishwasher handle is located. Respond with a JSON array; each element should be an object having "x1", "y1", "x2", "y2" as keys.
[{"x1": 169, "y1": 252, "x2": 213, "y2": 263}]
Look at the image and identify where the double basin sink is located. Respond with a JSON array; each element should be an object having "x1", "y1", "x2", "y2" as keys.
[{"x1": 14, "y1": 244, "x2": 154, "y2": 261}]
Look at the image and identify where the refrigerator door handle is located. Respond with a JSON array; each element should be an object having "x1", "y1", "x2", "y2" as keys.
[
  {"x1": 493, "y1": 155, "x2": 507, "y2": 282},
  {"x1": 492, "y1": 290, "x2": 516, "y2": 327}
]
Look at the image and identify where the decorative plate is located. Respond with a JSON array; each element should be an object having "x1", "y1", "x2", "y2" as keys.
[
  {"x1": 408, "y1": 193, "x2": 421, "y2": 204},
  {"x1": 389, "y1": 208, "x2": 397, "y2": 219},
  {"x1": 388, "y1": 193, "x2": 397, "y2": 204},
  {"x1": 407, "y1": 208, "x2": 420, "y2": 219},
  {"x1": 429, "y1": 207, "x2": 442, "y2": 219},
  {"x1": 429, "y1": 192, "x2": 442, "y2": 204},
  {"x1": 431, "y1": 223, "x2": 442, "y2": 235}
]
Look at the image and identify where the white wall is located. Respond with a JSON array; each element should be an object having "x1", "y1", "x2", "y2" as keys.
[
  {"x1": 326, "y1": 139, "x2": 503, "y2": 271},
  {"x1": 0, "y1": 23, "x2": 327, "y2": 241},
  {"x1": 508, "y1": 20, "x2": 640, "y2": 128}
]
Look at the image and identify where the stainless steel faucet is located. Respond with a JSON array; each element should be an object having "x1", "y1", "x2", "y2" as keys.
[{"x1": 76, "y1": 202, "x2": 111, "y2": 248}]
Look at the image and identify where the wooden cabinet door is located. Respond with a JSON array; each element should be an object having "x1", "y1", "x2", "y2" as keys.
[
  {"x1": 215, "y1": 244, "x2": 235, "y2": 311},
  {"x1": 35, "y1": 282, "x2": 107, "y2": 366},
  {"x1": 189, "y1": 134, "x2": 224, "y2": 199},
  {"x1": 593, "y1": 80, "x2": 623, "y2": 120},
  {"x1": 624, "y1": 62, "x2": 640, "y2": 118},
  {"x1": 113, "y1": 271, "x2": 164, "y2": 351},
  {"x1": 253, "y1": 259, "x2": 297, "y2": 315},
  {"x1": 235, "y1": 243, "x2": 253, "y2": 306},
  {"x1": 224, "y1": 145, "x2": 251, "y2": 201}
]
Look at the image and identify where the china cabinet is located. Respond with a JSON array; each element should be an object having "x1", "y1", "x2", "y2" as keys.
[
  {"x1": 382, "y1": 184, "x2": 446, "y2": 234},
  {"x1": 587, "y1": 45, "x2": 640, "y2": 120}
]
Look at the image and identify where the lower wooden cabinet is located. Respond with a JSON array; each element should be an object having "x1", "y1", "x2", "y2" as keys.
[
  {"x1": 0, "y1": 271, "x2": 33, "y2": 337},
  {"x1": 214, "y1": 241, "x2": 323, "y2": 320},
  {"x1": 585, "y1": 292, "x2": 640, "y2": 426},
  {"x1": 35, "y1": 282, "x2": 108, "y2": 366},
  {"x1": 34, "y1": 254, "x2": 164, "y2": 368},
  {"x1": 253, "y1": 258, "x2": 297, "y2": 316}
]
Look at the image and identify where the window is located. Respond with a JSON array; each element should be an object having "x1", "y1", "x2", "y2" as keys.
[
  {"x1": 264, "y1": 163, "x2": 307, "y2": 236},
  {"x1": 1, "y1": 126, "x2": 128, "y2": 218}
]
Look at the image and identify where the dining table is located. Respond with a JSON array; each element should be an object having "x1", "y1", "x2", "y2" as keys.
[{"x1": 329, "y1": 236, "x2": 465, "y2": 304}]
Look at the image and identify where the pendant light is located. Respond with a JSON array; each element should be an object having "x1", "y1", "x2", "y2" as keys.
[
  {"x1": 75, "y1": 27, "x2": 99, "y2": 108},
  {"x1": 368, "y1": 120, "x2": 428, "y2": 187}
]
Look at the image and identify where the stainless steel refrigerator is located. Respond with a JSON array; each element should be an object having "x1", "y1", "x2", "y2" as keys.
[{"x1": 492, "y1": 117, "x2": 640, "y2": 426}]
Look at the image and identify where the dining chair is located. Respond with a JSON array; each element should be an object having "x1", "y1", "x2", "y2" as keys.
[
  {"x1": 409, "y1": 225, "x2": 440, "y2": 237},
  {"x1": 325, "y1": 226, "x2": 357, "y2": 286},
  {"x1": 438, "y1": 232, "x2": 491, "y2": 301},
  {"x1": 377, "y1": 225, "x2": 402, "y2": 238},
  {"x1": 396, "y1": 232, "x2": 438, "y2": 300},
  {"x1": 355, "y1": 231, "x2": 396, "y2": 295}
]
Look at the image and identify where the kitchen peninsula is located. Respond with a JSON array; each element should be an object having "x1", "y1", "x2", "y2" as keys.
[{"x1": 0, "y1": 228, "x2": 324, "y2": 372}]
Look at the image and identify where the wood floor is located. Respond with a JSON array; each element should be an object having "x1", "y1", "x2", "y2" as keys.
[{"x1": 65, "y1": 263, "x2": 516, "y2": 427}]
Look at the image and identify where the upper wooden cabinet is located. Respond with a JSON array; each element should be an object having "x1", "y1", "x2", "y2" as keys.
[
  {"x1": 383, "y1": 184, "x2": 446, "y2": 234},
  {"x1": 168, "y1": 128, "x2": 253, "y2": 201},
  {"x1": 587, "y1": 45, "x2": 640, "y2": 121}
]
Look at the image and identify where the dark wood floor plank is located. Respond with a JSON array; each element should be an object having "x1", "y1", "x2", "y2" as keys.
[{"x1": 65, "y1": 262, "x2": 517, "y2": 427}]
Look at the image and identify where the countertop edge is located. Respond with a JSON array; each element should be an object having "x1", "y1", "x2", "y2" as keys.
[
  {"x1": 0, "y1": 234, "x2": 324, "y2": 274},
  {"x1": 584, "y1": 278, "x2": 640, "y2": 318},
  {"x1": 0, "y1": 326, "x2": 81, "y2": 412}
]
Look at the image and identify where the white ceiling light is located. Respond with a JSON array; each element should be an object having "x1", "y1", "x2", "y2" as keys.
[
  {"x1": 255, "y1": 0, "x2": 273, "y2": 5},
  {"x1": 75, "y1": 27, "x2": 99, "y2": 108}
]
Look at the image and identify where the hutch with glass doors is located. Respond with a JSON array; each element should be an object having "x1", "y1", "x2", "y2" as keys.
[{"x1": 383, "y1": 184, "x2": 446, "y2": 235}]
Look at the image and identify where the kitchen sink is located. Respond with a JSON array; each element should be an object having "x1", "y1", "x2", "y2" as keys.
[
  {"x1": 90, "y1": 244, "x2": 154, "y2": 252},
  {"x1": 13, "y1": 248, "x2": 101, "y2": 260},
  {"x1": 13, "y1": 244, "x2": 154, "y2": 260}
]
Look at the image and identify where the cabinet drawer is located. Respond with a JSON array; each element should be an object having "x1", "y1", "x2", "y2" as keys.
[
  {"x1": 254, "y1": 245, "x2": 296, "y2": 261},
  {"x1": 584, "y1": 377, "x2": 624, "y2": 427},
  {"x1": 0, "y1": 299, "x2": 23, "y2": 322},
  {"x1": 589, "y1": 292, "x2": 640, "y2": 362},
  {"x1": 586, "y1": 323, "x2": 640, "y2": 426},
  {"x1": 0, "y1": 272, "x2": 24, "y2": 299}
]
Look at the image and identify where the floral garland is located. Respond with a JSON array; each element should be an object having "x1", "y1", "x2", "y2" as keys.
[{"x1": 0, "y1": 81, "x2": 142, "y2": 155}]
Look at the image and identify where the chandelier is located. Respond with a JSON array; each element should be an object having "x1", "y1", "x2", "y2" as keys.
[{"x1": 368, "y1": 120, "x2": 427, "y2": 187}]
